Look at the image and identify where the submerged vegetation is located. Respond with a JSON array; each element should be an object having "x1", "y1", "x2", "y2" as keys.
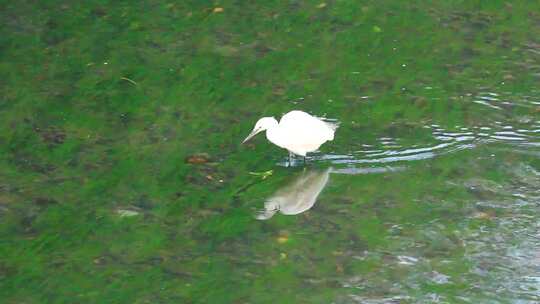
[{"x1": 0, "y1": 1, "x2": 539, "y2": 303}]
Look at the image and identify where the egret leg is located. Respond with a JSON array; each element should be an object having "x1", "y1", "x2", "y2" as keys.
[{"x1": 288, "y1": 152, "x2": 294, "y2": 167}]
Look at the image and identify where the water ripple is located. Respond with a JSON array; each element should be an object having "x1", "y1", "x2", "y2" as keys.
[{"x1": 320, "y1": 119, "x2": 538, "y2": 168}]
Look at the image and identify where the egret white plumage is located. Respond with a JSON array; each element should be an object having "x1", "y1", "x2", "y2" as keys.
[{"x1": 242, "y1": 110, "x2": 338, "y2": 163}]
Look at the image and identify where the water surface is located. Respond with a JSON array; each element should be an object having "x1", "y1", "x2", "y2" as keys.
[{"x1": 1, "y1": 2, "x2": 539, "y2": 303}]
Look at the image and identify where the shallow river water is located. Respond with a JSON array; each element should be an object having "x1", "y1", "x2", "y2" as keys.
[{"x1": 1, "y1": 2, "x2": 539, "y2": 303}]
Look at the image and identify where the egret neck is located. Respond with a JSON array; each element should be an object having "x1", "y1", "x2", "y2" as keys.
[{"x1": 241, "y1": 117, "x2": 278, "y2": 144}]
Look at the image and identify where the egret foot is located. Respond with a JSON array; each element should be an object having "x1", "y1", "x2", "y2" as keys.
[{"x1": 288, "y1": 152, "x2": 294, "y2": 167}]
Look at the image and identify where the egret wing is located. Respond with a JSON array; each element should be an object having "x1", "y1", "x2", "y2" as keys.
[
  {"x1": 280, "y1": 111, "x2": 335, "y2": 141},
  {"x1": 278, "y1": 111, "x2": 336, "y2": 154}
]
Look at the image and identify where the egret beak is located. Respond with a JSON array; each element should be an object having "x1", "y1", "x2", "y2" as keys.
[{"x1": 242, "y1": 128, "x2": 261, "y2": 144}]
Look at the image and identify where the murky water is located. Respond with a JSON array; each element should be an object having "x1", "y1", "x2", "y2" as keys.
[
  {"x1": 250, "y1": 113, "x2": 539, "y2": 303},
  {"x1": 1, "y1": 2, "x2": 539, "y2": 303}
]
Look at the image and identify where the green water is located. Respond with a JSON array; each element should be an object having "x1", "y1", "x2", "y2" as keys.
[{"x1": 1, "y1": 1, "x2": 539, "y2": 303}]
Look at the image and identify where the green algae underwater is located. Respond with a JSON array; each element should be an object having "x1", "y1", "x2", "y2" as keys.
[{"x1": 1, "y1": 1, "x2": 539, "y2": 303}]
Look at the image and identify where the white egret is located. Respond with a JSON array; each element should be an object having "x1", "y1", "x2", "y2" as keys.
[{"x1": 242, "y1": 110, "x2": 338, "y2": 163}]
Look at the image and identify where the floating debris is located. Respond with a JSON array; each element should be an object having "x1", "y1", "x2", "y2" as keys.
[
  {"x1": 276, "y1": 236, "x2": 289, "y2": 244},
  {"x1": 120, "y1": 77, "x2": 137, "y2": 86},
  {"x1": 185, "y1": 153, "x2": 210, "y2": 164},
  {"x1": 116, "y1": 209, "x2": 140, "y2": 217},
  {"x1": 248, "y1": 170, "x2": 273, "y2": 179},
  {"x1": 473, "y1": 211, "x2": 494, "y2": 220}
]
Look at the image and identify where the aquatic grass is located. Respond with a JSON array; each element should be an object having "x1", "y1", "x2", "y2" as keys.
[{"x1": 1, "y1": 1, "x2": 539, "y2": 303}]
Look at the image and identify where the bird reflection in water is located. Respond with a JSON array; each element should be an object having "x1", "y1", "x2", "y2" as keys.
[{"x1": 256, "y1": 168, "x2": 331, "y2": 220}]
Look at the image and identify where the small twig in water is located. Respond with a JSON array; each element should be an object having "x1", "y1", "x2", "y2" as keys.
[
  {"x1": 120, "y1": 77, "x2": 138, "y2": 86},
  {"x1": 233, "y1": 170, "x2": 273, "y2": 198},
  {"x1": 248, "y1": 170, "x2": 273, "y2": 180}
]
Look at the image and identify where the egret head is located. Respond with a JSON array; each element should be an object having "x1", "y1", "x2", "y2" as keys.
[{"x1": 242, "y1": 117, "x2": 278, "y2": 144}]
